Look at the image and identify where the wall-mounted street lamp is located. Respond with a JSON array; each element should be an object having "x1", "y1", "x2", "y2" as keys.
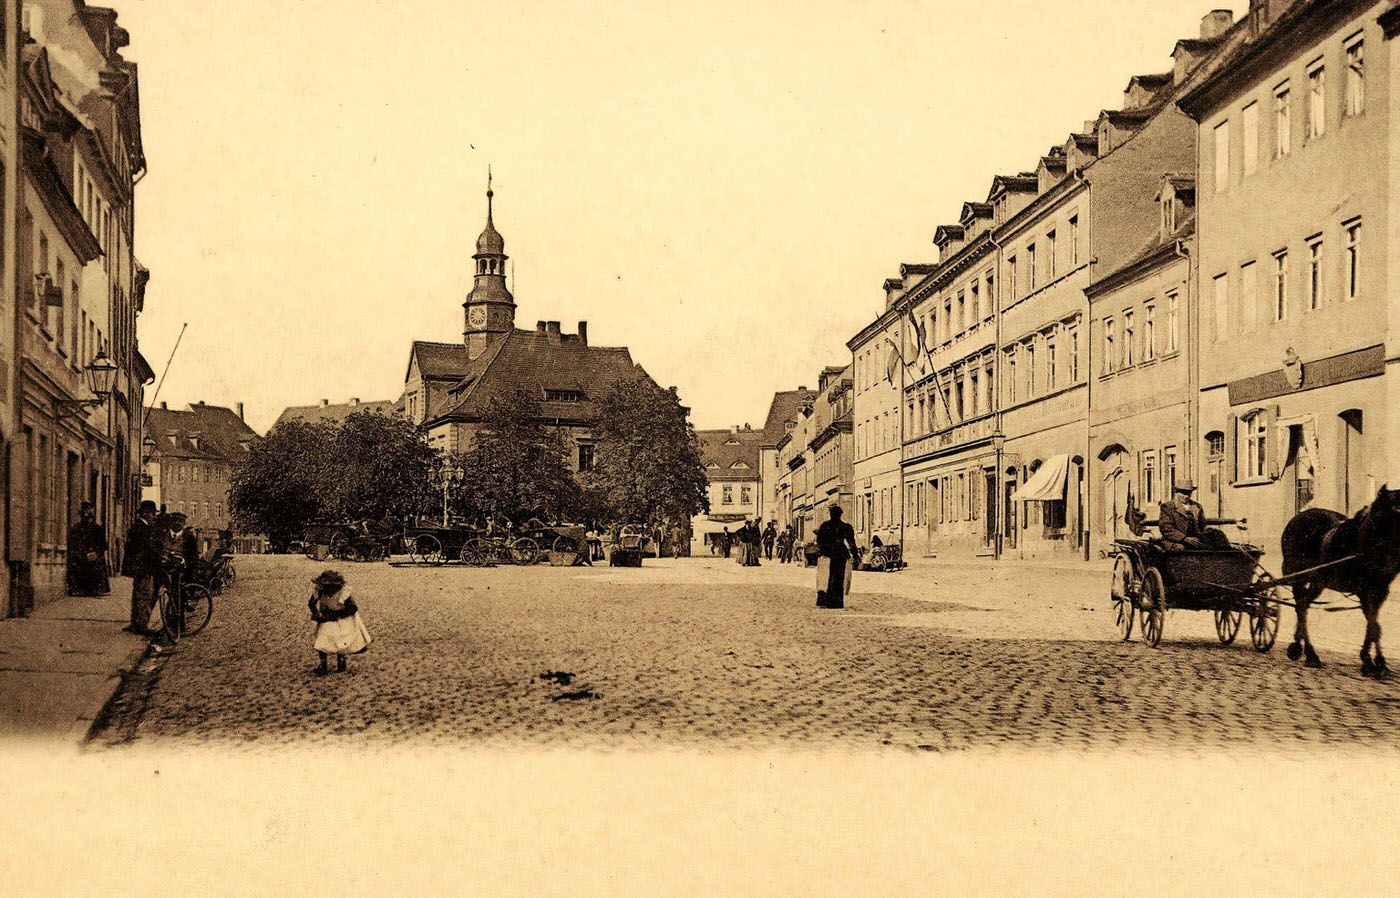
[{"x1": 56, "y1": 350, "x2": 119, "y2": 418}]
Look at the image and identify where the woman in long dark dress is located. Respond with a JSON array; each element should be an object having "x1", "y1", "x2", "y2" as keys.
[{"x1": 814, "y1": 506, "x2": 858, "y2": 608}]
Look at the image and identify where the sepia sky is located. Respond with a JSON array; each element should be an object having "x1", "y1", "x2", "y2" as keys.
[{"x1": 115, "y1": 0, "x2": 1248, "y2": 434}]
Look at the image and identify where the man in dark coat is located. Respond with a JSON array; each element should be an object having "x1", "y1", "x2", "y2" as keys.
[
  {"x1": 122, "y1": 500, "x2": 162, "y2": 633},
  {"x1": 1158, "y1": 481, "x2": 1229, "y2": 551},
  {"x1": 67, "y1": 502, "x2": 110, "y2": 596},
  {"x1": 720, "y1": 527, "x2": 732, "y2": 559},
  {"x1": 815, "y1": 506, "x2": 858, "y2": 608},
  {"x1": 762, "y1": 522, "x2": 777, "y2": 560}
]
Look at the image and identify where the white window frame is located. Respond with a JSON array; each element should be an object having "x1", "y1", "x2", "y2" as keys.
[
  {"x1": 1166, "y1": 293, "x2": 1179, "y2": 353},
  {"x1": 1345, "y1": 34, "x2": 1365, "y2": 118},
  {"x1": 1307, "y1": 59, "x2": 1326, "y2": 139},
  {"x1": 1307, "y1": 236, "x2": 1324, "y2": 310},
  {"x1": 1213, "y1": 273, "x2": 1228, "y2": 342},
  {"x1": 1273, "y1": 249, "x2": 1289, "y2": 321},
  {"x1": 1242, "y1": 101, "x2": 1259, "y2": 177},
  {"x1": 1214, "y1": 120, "x2": 1230, "y2": 192},
  {"x1": 1244, "y1": 412, "x2": 1268, "y2": 480},
  {"x1": 1102, "y1": 318, "x2": 1116, "y2": 374},
  {"x1": 1274, "y1": 80, "x2": 1291, "y2": 158},
  {"x1": 1240, "y1": 260, "x2": 1258, "y2": 332},
  {"x1": 1143, "y1": 303, "x2": 1156, "y2": 361},
  {"x1": 1142, "y1": 449, "x2": 1158, "y2": 505},
  {"x1": 1123, "y1": 309, "x2": 1135, "y2": 368},
  {"x1": 1344, "y1": 218, "x2": 1360, "y2": 301}
]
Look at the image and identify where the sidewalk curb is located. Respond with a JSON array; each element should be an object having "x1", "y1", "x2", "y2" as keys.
[{"x1": 69, "y1": 639, "x2": 153, "y2": 746}]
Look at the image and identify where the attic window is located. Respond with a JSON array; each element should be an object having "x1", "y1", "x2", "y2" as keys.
[
  {"x1": 730, "y1": 462, "x2": 750, "y2": 469},
  {"x1": 724, "y1": 438, "x2": 740, "y2": 445},
  {"x1": 543, "y1": 389, "x2": 584, "y2": 402},
  {"x1": 706, "y1": 462, "x2": 720, "y2": 469}
]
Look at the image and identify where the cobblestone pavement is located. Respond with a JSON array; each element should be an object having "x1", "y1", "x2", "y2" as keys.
[{"x1": 88, "y1": 554, "x2": 1400, "y2": 753}]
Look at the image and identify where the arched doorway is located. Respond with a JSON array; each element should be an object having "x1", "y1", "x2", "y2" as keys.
[{"x1": 1098, "y1": 444, "x2": 1130, "y2": 541}]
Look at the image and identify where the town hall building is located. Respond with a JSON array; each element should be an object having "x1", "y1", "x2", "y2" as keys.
[{"x1": 402, "y1": 178, "x2": 658, "y2": 470}]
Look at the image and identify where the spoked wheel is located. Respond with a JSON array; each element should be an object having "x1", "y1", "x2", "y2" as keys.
[
  {"x1": 179, "y1": 585, "x2": 214, "y2": 638},
  {"x1": 509, "y1": 537, "x2": 540, "y2": 566},
  {"x1": 1215, "y1": 607, "x2": 1243, "y2": 645},
  {"x1": 1138, "y1": 568, "x2": 1166, "y2": 648},
  {"x1": 221, "y1": 566, "x2": 237, "y2": 588},
  {"x1": 412, "y1": 534, "x2": 444, "y2": 566},
  {"x1": 330, "y1": 533, "x2": 353, "y2": 561},
  {"x1": 1250, "y1": 587, "x2": 1280, "y2": 652},
  {"x1": 158, "y1": 585, "x2": 182, "y2": 644},
  {"x1": 459, "y1": 539, "x2": 484, "y2": 565},
  {"x1": 1111, "y1": 554, "x2": 1135, "y2": 641}
]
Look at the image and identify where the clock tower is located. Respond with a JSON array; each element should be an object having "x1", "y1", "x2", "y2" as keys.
[{"x1": 464, "y1": 169, "x2": 516, "y2": 360}]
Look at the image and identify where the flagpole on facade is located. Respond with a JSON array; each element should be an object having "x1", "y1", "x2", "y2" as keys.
[{"x1": 141, "y1": 322, "x2": 187, "y2": 431}]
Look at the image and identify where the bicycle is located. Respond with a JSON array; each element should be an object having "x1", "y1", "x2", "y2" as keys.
[{"x1": 155, "y1": 555, "x2": 214, "y2": 642}]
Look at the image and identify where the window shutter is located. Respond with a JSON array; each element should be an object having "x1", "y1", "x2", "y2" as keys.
[
  {"x1": 1226, "y1": 413, "x2": 1238, "y2": 484},
  {"x1": 1266, "y1": 404, "x2": 1281, "y2": 480}
]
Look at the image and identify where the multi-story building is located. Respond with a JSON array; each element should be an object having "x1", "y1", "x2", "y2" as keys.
[
  {"x1": 1180, "y1": 0, "x2": 1392, "y2": 555},
  {"x1": 848, "y1": 277, "x2": 910, "y2": 549},
  {"x1": 401, "y1": 181, "x2": 660, "y2": 470},
  {"x1": 9, "y1": 1, "x2": 146, "y2": 611},
  {"x1": 757, "y1": 387, "x2": 813, "y2": 525},
  {"x1": 274, "y1": 396, "x2": 400, "y2": 430},
  {"x1": 990, "y1": 10, "x2": 1241, "y2": 561},
  {"x1": 141, "y1": 401, "x2": 259, "y2": 551},
  {"x1": 808, "y1": 365, "x2": 854, "y2": 525},
  {"x1": 901, "y1": 204, "x2": 1005, "y2": 560},
  {"x1": 0, "y1": 0, "x2": 22, "y2": 616},
  {"x1": 1087, "y1": 176, "x2": 1195, "y2": 544},
  {"x1": 691, "y1": 425, "x2": 762, "y2": 554}
]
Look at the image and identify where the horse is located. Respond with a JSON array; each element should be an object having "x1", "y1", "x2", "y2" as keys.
[{"x1": 1280, "y1": 485, "x2": 1400, "y2": 677}]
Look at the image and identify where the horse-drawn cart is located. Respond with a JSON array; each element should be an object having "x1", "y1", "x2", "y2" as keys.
[
  {"x1": 302, "y1": 522, "x2": 390, "y2": 563},
  {"x1": 1110, "y1": 539, "x2": 1280, "y2": 650}
]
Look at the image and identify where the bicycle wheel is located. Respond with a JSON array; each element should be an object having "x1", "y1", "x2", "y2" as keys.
[
  {"x1": 180, "y1": 584, "x2": 214, "y2": 637},
  {"x1": 158, "y1": 585, "x2": 183, "y2": 643}
]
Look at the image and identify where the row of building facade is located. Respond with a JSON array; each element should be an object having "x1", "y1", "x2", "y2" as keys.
[
  {"x1": 742, "y1": 0, "x2": 1400, "y2": 564},
  {"x1": 0, "y1": 1, "x2": 151, "y2": 615}
]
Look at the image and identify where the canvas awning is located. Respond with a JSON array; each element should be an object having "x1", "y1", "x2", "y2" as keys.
[{"x1": 1012, "y1": 454, "x2": 1070, "y2": 503}]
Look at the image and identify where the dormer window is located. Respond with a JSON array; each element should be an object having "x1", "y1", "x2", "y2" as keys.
[
  {"x1": 543, "y1": 389, "x2": 584, "y2": 402},
  {"x1": 1162, "y1": 191, "x2": 1176, "y2": 236}
]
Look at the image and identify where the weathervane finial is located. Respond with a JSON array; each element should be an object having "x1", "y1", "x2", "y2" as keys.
[{"x1": 486, "y1": 165, "x2": 494, "y2": 223}]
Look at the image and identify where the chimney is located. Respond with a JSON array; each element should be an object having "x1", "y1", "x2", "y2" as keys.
[
  {"x1": 1199, "y1": 9, "x2": 1232, "y2": 40},
  {"x1": 577, "y1": 321, "x2": 588, "y2": 345},
  {"x1": 536, "y1": 320, "x2": 547, "y2": 333},
  {"x1": 236, "y1": 402, "x2": 244, "y2": 420},
  {"x1": 546, "y1": 321, "x2": 562, "y2": 343},
  {"x1": 160, "y1": 401, "x2": 167, "y2": 410},
  {"x1": 731, "y1": 425, "x2": 738, "y2": 433},
  {"x1": 320, "y1": 398, "x2": 329, "y2": 407},
  {"x1": 351, "y1": 398, "x2": 360, "y2": 405}
]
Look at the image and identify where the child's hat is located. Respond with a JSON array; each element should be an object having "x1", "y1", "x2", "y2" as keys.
[{"x1": 313, "y1": 569, "x2": 345, "y2": 590}]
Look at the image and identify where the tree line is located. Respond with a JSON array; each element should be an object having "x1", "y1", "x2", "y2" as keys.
[{"x1": 230, "y1": 375, "x2": 710, "y2": 552}]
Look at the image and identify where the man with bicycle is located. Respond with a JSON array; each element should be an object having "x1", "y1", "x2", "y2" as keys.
[{"x1": 122, "y1": 501, "x2": 162, "y2": 635}]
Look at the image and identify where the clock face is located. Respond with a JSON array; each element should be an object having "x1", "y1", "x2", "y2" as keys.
[{"x1": 468, "y1": 307, "x2": 487, "y2": 328}]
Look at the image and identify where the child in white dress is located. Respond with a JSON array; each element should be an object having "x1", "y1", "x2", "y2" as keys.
[{"x1": 308, "y1": 569, "x2": 372, "y2": 675}]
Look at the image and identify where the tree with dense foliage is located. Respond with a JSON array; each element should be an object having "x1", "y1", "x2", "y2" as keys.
[
  {"x1": 589, "y1": 376, "x2": 709, "y2": 531},
  {"x1": 456, "y1": 389, "x2": 578, "y2": 523},
  {"x1": 328, "y1": 411, "x2": 437, "y2": 524},
  {"x1": 229, "y1": 420, "x2": 336, "y2": 552}
]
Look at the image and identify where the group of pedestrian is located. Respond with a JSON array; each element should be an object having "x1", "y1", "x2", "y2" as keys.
[{"x1": 732, "y1": 520, "x2": 763, "y2": 567}]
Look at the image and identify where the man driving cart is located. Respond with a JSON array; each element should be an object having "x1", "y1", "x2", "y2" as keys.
[{"x1": 1156, "y1": 480, "x2": 1230, "y2": 551}]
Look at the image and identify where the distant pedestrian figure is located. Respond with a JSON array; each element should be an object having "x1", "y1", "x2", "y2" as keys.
[
  {"x1": 308, "y1": 569, "x2": 372, "y2": 675},
  {"x1": 815, "y1": 506, "x2": 858, "y2": 609},
  {"x1": 720, "y1": 527, "x2": 732, "y2": 559},
  {"x1": 740, "y1": 521, "x2": 761, "y2": 567},
  {"x1": 762, "y1": 522, "x2": 777, "y2": 560}
]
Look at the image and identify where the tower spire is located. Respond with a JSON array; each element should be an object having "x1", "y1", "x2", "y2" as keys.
[{"x1": 486, "y1": 165, "x2": 494, "y2": 226}]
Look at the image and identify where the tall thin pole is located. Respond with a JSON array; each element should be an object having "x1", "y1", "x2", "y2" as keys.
[{"x1": 141, "y1": 322, "x2": 187, "y2": 430}]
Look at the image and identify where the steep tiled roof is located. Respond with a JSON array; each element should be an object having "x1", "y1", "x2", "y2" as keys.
[
  {"x1": 760, "y1": 388, "x2": 817, "y2": 448},
  {"x1": 428, "y1": 328, "x2": 654, "y2": 425},
  {"x1": 697, "y1": 428, "x2": 763, "y2": 482},
  {"x1": 410, "y1": 341, "x2": 470, "y2": 379},
  {"x1": 144, "y1": 403, "x2": 260, "y2": 462},
  {"x1": 273, "y1": 399, "x2": 400, "y2": 429}
]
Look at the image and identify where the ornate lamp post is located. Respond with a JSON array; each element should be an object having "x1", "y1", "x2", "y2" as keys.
[{"x1": 439, "y1": 463, "x2": 465, "y2": 527}]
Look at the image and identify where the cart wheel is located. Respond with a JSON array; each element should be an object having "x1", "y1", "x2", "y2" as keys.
[
  {"x1": 1250, "y1": 587, "x2": 1279, "y2": 652},
  {"x1": 460, "y1": 539, "x2": 484, "y2": 566},
  {"x1": 509, "y1": 537, "x2": 539, "y2": 566},
  {"x1": 552, "y1": 535, "x2": 582, "y2": 555},
  {"x1": 1214, "y1": 608, "x2": 1243, "y2": 645},
  {"x1": 1139, "y1": 568, "x2": 1166, "y2": 648},
  {"x1": 1111, "y1": 555, "x2": 1135, "y2": 641},
  {"x1": 413, "y1": 534, "x2": 444, "y2": 566},
  {"x1": 329, "y1": 533, "x2": 352, "y2": 560}
]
